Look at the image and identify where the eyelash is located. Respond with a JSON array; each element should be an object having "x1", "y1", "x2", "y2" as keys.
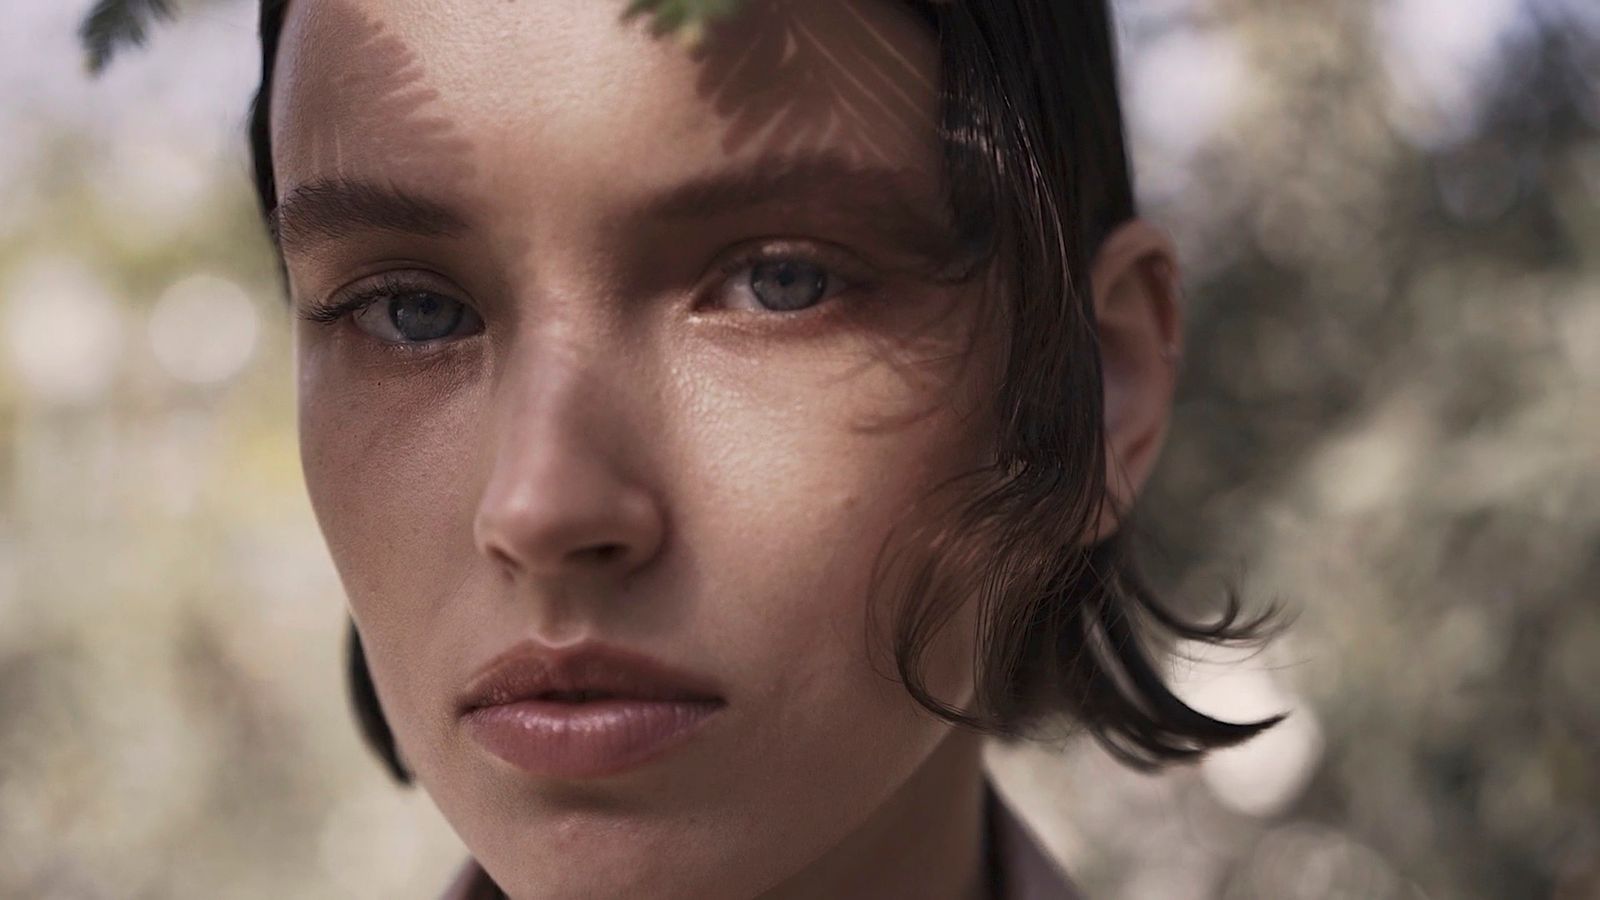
[
  {"x1": 298, "y1": 242, "x2": 879, "y2": 334},
  {"x1": 299, "y1": 271, "x2": 433, "y2": 327}
]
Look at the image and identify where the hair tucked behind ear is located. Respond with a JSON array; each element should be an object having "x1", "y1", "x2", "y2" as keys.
[
  {"x1": 869, "y1": 1, "x2": 1281, "y2": 768},
  {"x1": 246, "y1": 0, "x2": 1278, "y2": 786}
]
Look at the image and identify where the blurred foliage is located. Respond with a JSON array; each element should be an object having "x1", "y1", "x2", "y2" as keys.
[
  {"x1": 77, "y1": 0, "x2": 174, "y2": 75},
  {"x1": 9, "y1": 0, "x2": 1600, "y2": 898},
  {"x1": 992, "y1": 4, "x2": 1600, "y2": 899},
  {"x1": 77, "y1": 0, "x2": 753, "y2": 73}
]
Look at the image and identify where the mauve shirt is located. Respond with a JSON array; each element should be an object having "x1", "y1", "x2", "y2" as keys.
[{"x1": 437, "y1": 779, "x2": 1080, "y2": 899}]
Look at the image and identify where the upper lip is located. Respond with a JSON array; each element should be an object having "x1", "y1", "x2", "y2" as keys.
[{"x1": 456, "y1": 640, "x2": 725, "y2": 714}]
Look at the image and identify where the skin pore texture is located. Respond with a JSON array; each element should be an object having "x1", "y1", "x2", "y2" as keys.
[{"x1": 270, "y1": 1, "x2": 1181, "y2": 897}]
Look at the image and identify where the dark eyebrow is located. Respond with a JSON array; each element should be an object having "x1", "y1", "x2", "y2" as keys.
[
  {"x1": 269, "y1": 155, "x2": 977, "y2": 274},
  {"x1": 640, "y1": 153, "x2": 970, "y2": 271},
  {"x1": 269, "y1": 179, "x2": 469, "y2": 256}
]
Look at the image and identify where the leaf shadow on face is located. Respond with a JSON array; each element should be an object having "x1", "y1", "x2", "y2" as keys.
[
  {"x1": 681, "y1": 0, "x2": 1003, "y2": 439},
  {"x1": 289, "y1": 1, "x2": 474, "y2": 197},
  {"x1": 685, "y1": 0, "x2": 937, "y2": 169},
  {"x1": 282, "y1": 0, "x2": 541, "y2": 297}
]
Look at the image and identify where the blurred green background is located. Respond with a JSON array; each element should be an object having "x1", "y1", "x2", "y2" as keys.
[{"x1": 1, "y1": 1, "x2": 1595, "y2": 897}]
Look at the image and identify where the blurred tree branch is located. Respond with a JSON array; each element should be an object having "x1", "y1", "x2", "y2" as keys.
[{"x1": 77, "y1": 0, "x2": 758, "y2": 75}]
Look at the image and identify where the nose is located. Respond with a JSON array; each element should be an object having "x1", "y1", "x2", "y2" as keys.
[{"x1": 472, "y1": 345, "x2": 665, "y2": 585}]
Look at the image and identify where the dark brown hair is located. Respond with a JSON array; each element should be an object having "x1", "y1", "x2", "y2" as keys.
[{"x1": 247, "y1": 0, "x2": 1279, "y2": 785}]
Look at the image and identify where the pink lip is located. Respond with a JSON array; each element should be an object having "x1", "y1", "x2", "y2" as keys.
[
  {"x1": 463, "y1": 697, "x2": 724, "y2": 779},
  {"x1": 457, "y1": 641, "x2": 726, "y2": 779}
]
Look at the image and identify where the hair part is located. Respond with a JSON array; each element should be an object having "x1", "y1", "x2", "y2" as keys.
[{"x1": 247, "y1": 0, "x2": 1279, "y2": 786}]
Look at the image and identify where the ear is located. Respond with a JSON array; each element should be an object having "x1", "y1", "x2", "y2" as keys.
[{"x1": 1089, "y1": 219, "x2": 1183, "y2": 540}]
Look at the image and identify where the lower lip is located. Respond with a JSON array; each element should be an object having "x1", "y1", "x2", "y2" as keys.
[{"x1": 462, "y1": 698, "x2": 725, "y2": 779}]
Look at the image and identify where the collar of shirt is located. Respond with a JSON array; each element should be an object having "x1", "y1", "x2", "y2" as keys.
[{"x1": 438, "y1": 777, "x2": 1079, "y2": 899}]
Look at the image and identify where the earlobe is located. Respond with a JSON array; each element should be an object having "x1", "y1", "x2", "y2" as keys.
[{"x1": 1088, "y1": 219, "x2": 1184, "y2": 540}]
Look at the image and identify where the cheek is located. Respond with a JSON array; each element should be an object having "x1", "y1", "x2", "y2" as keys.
[
  {"x1": 675, "y1": 310, "x2": 999, "y2": 735},
  {"x1": 702, "y1": 450, "x2": 983, "y2": 715},
  {"x1": 295, "y1": 335, "x2": 486, "y2": 619},
  {"x1": 679, "y1": 393, "x2": 990, "y2": 841}
]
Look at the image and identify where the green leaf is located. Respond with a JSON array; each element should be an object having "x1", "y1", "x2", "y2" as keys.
[{"x1": 622, "y1": 0, "x2": 751, "y2": 45}]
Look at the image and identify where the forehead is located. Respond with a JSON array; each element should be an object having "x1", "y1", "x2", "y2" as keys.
[{"x1": 267, "y1": 0, "x2": 942, "y2": 203}]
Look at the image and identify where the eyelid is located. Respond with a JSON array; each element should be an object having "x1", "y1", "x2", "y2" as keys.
[
  {"x1": 301, "y1": 270, "x2": 436, "y2": 323},
  {"x1": 712, "y1": 239, "x2": 873, "y2": 280}
]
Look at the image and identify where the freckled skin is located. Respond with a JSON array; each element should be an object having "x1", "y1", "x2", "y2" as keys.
[{"x1": 273, "y1": 1, "x2": 1043, "y2": 898}]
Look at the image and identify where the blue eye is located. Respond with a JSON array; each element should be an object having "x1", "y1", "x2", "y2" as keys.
[
  {"x1": 322, "y1": 277, "x2": 484, "y2": 345},
  {"x1": 748, "y1": 259, "x2": 830, "y2": 312},
  {"x1": 350, "y1": 289, "x2": 479, "y2": 343},
  {"x1": 385, "y1": 291, "x2": 465, "y2": 341}
]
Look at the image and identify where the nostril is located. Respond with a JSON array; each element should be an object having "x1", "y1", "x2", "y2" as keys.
[
  {"x1": 579, "y1": 543, "x2": 627, "y2": 565},
  {"x1": 484, "y1": 543, "x2": 520, "y2": 576}
]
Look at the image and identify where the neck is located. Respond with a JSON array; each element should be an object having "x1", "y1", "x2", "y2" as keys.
[{"x1": 759, "y1": 728, "x2": 991, "y2": 900}]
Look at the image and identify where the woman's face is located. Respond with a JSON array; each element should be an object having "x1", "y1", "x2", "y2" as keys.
[{"x1": 273, "y1": 0, "x2": 1004, "y2": 895}]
